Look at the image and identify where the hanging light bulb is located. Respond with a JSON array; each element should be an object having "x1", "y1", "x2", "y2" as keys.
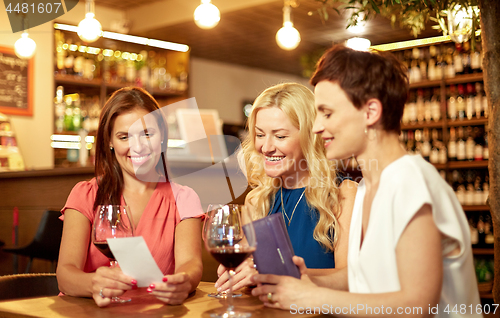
[
  {"x1": 447, "y1": 4, "x2": 478, "y2": 43},
  {"x1": 345, "y1": 37, "x2": 371, "y2": 51},
  {"x1": 276, "y1": 4, "x2": 300, "y2": 50},
  {"x1": 78, "y1": 0, "x2": 102, "y2": 43},
  {"x1": 15, "y1": 31, "x2": 36, "y2": 59},
  {"x1": 194, "y1": 0, "x2": 220, "y2": 29}
]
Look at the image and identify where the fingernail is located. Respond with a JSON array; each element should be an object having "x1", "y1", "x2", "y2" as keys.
[
  {"x1": 217, "y1": 287, "x2": 221, "y2": 292},
  {"x1": 214, "y1": 282, "x2": 218, "y2": 288},
  {"x1": 149, "y1": 284, "x2": 155, "y2": 289},
  {"x1": 146, "y1": 287, "x2": 152, "y2": 293},
  {"x1": 131, "y1": 279, "x2": 137, "y2": 285},
  {"x1": 162, "y1": 277, "x2": 168, "y2": 282}
]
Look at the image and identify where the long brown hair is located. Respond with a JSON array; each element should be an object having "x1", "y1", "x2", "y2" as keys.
[{"x1": 93, "y1": 87, "x2": 168, "y2": 211}]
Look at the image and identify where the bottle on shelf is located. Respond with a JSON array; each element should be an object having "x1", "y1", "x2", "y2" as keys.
[
  {"x1": 427, "y1": 45, "x2": 438, "y2": 80},
  {"x1": 453, "y1": 43, "x2": 463, "y2": 76},
  {"x1": 416, "y1": 89, "x2": 425, "y2": 123},
  {"x1": 445, "y1": 48, "x2": 455, "y2": 78},
  {"x1": 456, "y1": 84, "x2": 466, "y2": 120},
  {"x1": 448, "y1": 127, "x2": 457, "y2": 162},
  {"x1": 476, "y1": 214, "x2": 485, "y2": 246},
  {"x1": 469, "y1": 217, "x2": 479, "y2": 246},
  {"x1": 465, "y1": 126, "x2": 475, "y2": 161},
  {"x1": 473, "y1": 126, "x2": 484, "y2": 161},
  {"x1": 54, "y1": 86, "x2": 65, "y2": 133},
  {"x1": 484, "y1": 214, "x2": 494, "y2": 246},
  {"x1": 462, "y1": 41, "x2": 472, "y2": 74},
  {"x1": 473, "y1": 175, "x2": 484, "y2": 205},
  {"x1": 464, "y1": 170, "x2": 475, "y2": 206},
  {"x1": 456, "y1": 127, "x2": 466, "y2": 161},
  {"x1": 63, "y1": 95, "x2": 74, "y2": 132},
  {"x1": 483, "y1": 175, "x2": 489, "y2": 204},
  {"x1": 431, "y1": 88, "x2": 441, "y2": 121},
  {"x1": 447, "y1": 85, "x2": 457, "y2": 121},
  {"x1": 470, "y1": 41, "x2": 482, "y2": 73},
  {"x1": 474, "y1": 82, "x2": 483, "y2": 118},
  {"x1": 421, "y1": 128, "x2": 431, "y2": 161},
  {"x1": 483, "y1": 123, "x2": 489, "y2": 161},
  {"x1": 465, "y1": 83, "x2": 475, "y2": 120}
]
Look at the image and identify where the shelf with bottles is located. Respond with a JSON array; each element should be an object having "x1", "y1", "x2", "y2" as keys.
[
  {"x1": 54, "y1": 29, "x2": 190, "y2": 101},
  {"x1": 463, "y1": 205, "x2": 490, "y2": 212}
]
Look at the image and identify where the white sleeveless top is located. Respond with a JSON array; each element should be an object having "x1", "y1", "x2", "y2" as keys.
[{"x1": 348, "y1": 155, "x2": 481, "y2": 318}]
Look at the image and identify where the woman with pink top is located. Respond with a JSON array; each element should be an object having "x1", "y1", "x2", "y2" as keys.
[{"x1": 57, "y1": 87, "x2": 203, "y2": 307}]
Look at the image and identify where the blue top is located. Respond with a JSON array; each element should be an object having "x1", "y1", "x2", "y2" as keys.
[{"x1": 269, "y1": 187, "x2": 335, "y2": 269}]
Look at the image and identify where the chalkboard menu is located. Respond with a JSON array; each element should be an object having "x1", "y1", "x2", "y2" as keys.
[{"x1": 0, "y1": 46, "x2": 33, "y2": 116}]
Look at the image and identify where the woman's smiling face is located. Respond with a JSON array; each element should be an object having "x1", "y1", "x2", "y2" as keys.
[
  {"x1": 110, "y1": 108, "x2": 163, "y2": 180},
  {"x1": 313, "y1": 80, "x2": 367, "y2": 160},
  {"x1": 254, "y1": 107, "x2": 306, "y2": 184}
]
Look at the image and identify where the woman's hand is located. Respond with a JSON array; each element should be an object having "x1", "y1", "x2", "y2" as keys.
[
  {"x1": 91, "y1": 266, "x2": 137, "y2": 307},
  {"x1": 250, "y1": 256, "x2": 317, "y2": 310},
  {"x1": 148, "y1": 272, "x2": 192, "y2": 305},
  {"x1": 215, "y1": 257, "x2": 257, "y2": 293}
]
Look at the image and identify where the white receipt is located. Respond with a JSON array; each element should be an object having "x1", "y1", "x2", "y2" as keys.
[{"x1": 107, "y1": 236, "x2": 164, "y2": 287}]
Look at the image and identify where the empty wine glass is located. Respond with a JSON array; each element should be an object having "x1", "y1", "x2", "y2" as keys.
[
  {"x1": 92, "y1": 205, "x2": 135, "y2": 303},
  {"x1": 204, "y1": 204, "x2": 256, "y2": 318}
]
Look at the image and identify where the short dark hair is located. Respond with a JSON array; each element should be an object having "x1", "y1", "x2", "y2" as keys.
[{"x1": 310, "y1": 45, "x2": 409, "y2": 133}]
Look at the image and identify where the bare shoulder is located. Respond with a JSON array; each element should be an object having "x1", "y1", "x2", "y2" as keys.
[
  {"x1": 338, "y1": 180, "x2": 358, "y2": 199},
  {"x1": 338, "y1": 180, "x2": 358, "y2": 219}
]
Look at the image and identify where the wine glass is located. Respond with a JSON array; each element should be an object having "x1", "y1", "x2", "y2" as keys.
[
  {"x1": 204, "y1": 204, "x2": 256, "y2": 318},
  {"x1": 92, "y1": 205, "x2": 135, "y2": 303},
  {"x1": 205, "y1": 204, "x2": 243, "y2": 299}
]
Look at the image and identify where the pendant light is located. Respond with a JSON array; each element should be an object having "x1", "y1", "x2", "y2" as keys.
[
  {"x1": 447, "y1": 4, "x2": 478, "y2": 43},
  {"x1": 14, "y1": 17, "x2": 36, "y2": 59},
  {"x1": 194, "y1": 0, "x2": 220, "y2": 29},
  {"x1": 276, "y1": 1, "x2": 300, "y2": 51},
  {"x1": 78, "y1": 0, "x2": 102, "y2": 43},
  {"x1": 345, "y1": 37, "x2": 371, "y2": 52}
]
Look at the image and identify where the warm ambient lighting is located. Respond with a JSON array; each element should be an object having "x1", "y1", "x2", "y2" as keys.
[
  {"x1": 194, "y1": 0, "x2": 220, "y2": 29},
  {"x1": 54, "y1": 24, "x2": 190, "y2": 53},
  {"x1": 14, "y1": 32, "x2": 36, "y2": 59},
  {"x1": 447, "y1": 4, "x2": 479, "y2": 43},
  {"x1": 276, "y1": 4, "x2": 300, "y2": 51},
  {"x1": 78, "y1": 0, "x2": 102, "y2": 43},
  {"x1": 346, "y1": 37, "x2": 371, "y2": 51}
]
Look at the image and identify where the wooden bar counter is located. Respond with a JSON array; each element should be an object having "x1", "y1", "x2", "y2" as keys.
[{"x1": 0, "y1": 282, "x2": 323, "y2": 318}]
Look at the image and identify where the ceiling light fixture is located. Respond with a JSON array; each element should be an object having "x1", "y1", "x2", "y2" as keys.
[
  {"x1": 345, "y1": 37, "x2": 371, "y2": 51},
  {"x1": 276, "y1": 1, "x2": 300, "y2": 51},
  {"x1": 78, "y1": 0, "x2": 102, "y2": 43},
  {"x1": 447, "y1": 4, "x2": 479, "y2": 43},
  {"x1": 54, "y1": 24, "x2": 190, "y2": 52},
  {"x1": 194, "y1": 0, "x2": 220, "y2": 29},
  {"x1": 14, "y1": 17, "x2": 36, "y2": 59}
]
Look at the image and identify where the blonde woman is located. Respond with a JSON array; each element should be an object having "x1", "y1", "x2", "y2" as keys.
[{"x1": 215, "y1": 83, "x2": 357, "y2": 293}]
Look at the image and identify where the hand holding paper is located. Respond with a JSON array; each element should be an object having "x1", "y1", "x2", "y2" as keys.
[{"x1": 107, "y1": 236, "x2": 164, "y2": 287}]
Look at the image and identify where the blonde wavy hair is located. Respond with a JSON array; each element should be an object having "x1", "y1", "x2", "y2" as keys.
[{"x1": 242, "y1": 83, "x2": 341, "y2": 251}]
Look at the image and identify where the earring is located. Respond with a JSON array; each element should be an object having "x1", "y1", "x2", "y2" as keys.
[
  {"x1": 364, "y1": 127, "x2": 368, "y2": 135},
  {"x1": 110, "y1": 146, "x2": 114, "y2": 151}
]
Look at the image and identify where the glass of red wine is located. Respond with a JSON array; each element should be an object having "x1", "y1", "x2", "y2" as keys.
[
  {"x1": 204, "y1": 204, "x2": 243, "y2": 299},
  {"x1": 92, "y1": 205, "x2": 135, "y2": 303},
  {"x1": 204, "y1": 204, "x2": 256, "y2": 318}
]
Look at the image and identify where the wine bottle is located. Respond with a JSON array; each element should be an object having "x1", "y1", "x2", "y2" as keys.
[
  {"x1": 473, "y1": 175, "x2": 483, "y2": 205},
  {"x1": 421, "y1": 128, "x2": 431, "y2": 161},
  {"x1": 416, "y1": 89, "x2": 425, "y2": 123},
  {"x1": 465, "y1": 83, "x2": 475, "y2": 120},
  {"x1": 448, "y1": 127, "x2": 457, "y2": 162},
  {"x1": 456, "y1": 127, "x2": 466, "y2": 161},
  {"x1": 474, "y1": 82, "x2": 483, "y2": 118},
  {"x1": 464, "y1": 170, "x2": 475, "y2": 205},
  {"x1": 447, "y1": 85, "x2": 457, "y2": 121},
  {"x1": 456, "y1": 84, "x2": 466, "y2": 120},
  {"x1": 462, "y1": 41, "x2": 472, "y2": 74},
  {"x1": 431, "y1": 88, "x2": 441, "y2": 121},
  {"x1": 471, "y1": 42, "x2": 482, "y2": 73},
  {"x1": 465, "y1": 126, "x2": 475, "y2": 161},
  {"x1": 469, "y1": 218, "x2": 479, "y2": 246},
  {"x1": 55, "y1": 86, "x2": 65, "y2": 133},
  {"x1": 483, "y1": 123, "x2": 489, "y2": 160},
  {"x1": 453, "y1": 43, "x2": 463, "y2": 75},
  {"x1": 473, "y1": 126, "x2": 484, "y2": 161}
]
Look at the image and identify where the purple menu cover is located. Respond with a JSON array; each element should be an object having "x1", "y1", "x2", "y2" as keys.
[{"x1": 244, "y1": 213, "x2": 301, "y2": 278}]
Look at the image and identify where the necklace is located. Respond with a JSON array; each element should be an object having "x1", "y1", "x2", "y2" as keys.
[{"x1": 280, "y1": 187, "x2": 306, "y2": 226}]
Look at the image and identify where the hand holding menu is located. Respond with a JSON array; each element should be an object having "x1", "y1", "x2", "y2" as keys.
[{"x1": 107, "y1": 236, "x2": 164, "y2": 287}]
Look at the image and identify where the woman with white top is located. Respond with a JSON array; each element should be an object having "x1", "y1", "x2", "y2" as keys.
[{"x1": 251, "y1": 45, "x2": 481, "y2": 318}]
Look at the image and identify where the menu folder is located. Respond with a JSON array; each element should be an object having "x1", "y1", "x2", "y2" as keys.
[{"x1": 243, "y1": 213, "x2": 301, "y2": 278}]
